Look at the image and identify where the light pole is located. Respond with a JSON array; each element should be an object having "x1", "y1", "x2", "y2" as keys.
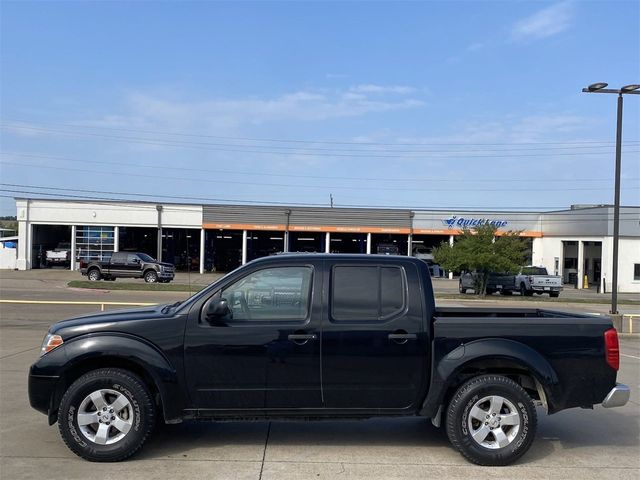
[{"x1": 582, "y1": 82, "x2": 640, "y2": 315}]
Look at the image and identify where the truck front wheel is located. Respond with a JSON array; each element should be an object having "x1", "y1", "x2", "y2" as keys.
[
  {"x1": 144, "y1": 270, "x2": 158, "y2": 283},
  {"x1": 445, "y1": 375, "x2": 537, "y2": 466},
  {"x1": 58, "y1": 368, "x2": 155, "y2": 462}
]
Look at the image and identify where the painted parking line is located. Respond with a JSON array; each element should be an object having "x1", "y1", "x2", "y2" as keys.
[{"x1": 621, "y1": 353, "x2": 640, "y2": 360}]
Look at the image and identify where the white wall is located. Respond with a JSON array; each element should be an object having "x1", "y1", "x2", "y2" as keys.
[
  {"x1": 619, "y1": 238, "x2": 640, "y2": 294},
  {"x1": 0, "y1": 244, "x2": 17, "y2": 269},
  {"x1": 15, "y1": 199, "x2": 203, "y2": 270},
  {"x1": 533, "y1": 235, "x2": 640, "y2": 293},
  {"x1": 16, "y1": 199, "x2": 202, "y2": 228}
]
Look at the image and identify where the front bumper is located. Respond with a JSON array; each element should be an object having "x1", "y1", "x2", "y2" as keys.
[
  {"x1": 532, "y1": 286, "x2": 563, "y2": 292},
  {"x1": 158, "y1": 271, "x2": 175, "y2": 279},
  {"x1": 28, "y1": 369, "x2": 59, "y2": 416},
  {"x1": 602, "y1": 383, "x2": 630, "y2": 408}
]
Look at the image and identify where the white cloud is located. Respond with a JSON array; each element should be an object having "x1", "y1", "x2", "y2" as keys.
[
  {"x1": 349, "y1": 84, "x2": 417, "y2": 95},
  {"x1": 512, "y1": 2, "x2": 574, "y2": 41},
  {"x1": 393, "y1": 113, "x2": 594, "y2": 145},
  {"x1": 467, "y1": 42, "x2": 484, "y2": 52},
  {"x1": 87, "y1": 86, "x2": 426, "y2": 131}
]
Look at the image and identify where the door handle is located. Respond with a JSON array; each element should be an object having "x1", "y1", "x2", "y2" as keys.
[
  {"x1": 288, "y1": 333, "x2": 317, "y2": 345},
  {"x1": 388, "y1": 331, "x2": 417, "y2": 344}
]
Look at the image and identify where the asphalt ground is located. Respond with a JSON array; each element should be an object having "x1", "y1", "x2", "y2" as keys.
[{"x1": 1, "y1": 270, "x2": 639, "y2": 479}]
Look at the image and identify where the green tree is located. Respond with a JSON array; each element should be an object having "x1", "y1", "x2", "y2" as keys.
[{"x1": 432, "y1": 224, "x2": 528, "y2": 296}]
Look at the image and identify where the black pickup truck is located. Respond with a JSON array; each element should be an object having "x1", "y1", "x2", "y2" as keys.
[
  {"x1": 29, "y1": 254, "x2": 629, "y2": 465},
  {"x1": 79, "y1": 252, "x2": 175, "y2": 283}
]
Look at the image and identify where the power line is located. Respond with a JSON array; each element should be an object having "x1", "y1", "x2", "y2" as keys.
[
  {"x1": 2, "y1": 151, "x2": 637, "y2": 184},
  {"x1": 3, "y1": 124, "x2": 640, "y2": 159},
  {"x1": 2, "y1": 184, "x2": 639, "y2": 220},
  {"x1": 4, "y1": 118, "x2": 640, "y2": 147},
  {"x1": 2, "y1": 161, "x2": 637, "y2": 193}
]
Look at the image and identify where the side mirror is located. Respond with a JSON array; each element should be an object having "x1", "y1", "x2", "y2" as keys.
[{"x1": 205, "y1": 298, "x2": 231, "y2": 324}]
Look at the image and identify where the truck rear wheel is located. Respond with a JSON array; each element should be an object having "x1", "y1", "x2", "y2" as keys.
[
  {"x1": 87, "y1": 269, "x2": 102, "y2": 282},
  {"x1": 446, "y1": 375, "x2": 537, "y2": 466},
  {"x1": 58, "y1": 368, "x2": 155, "y2": 462},
  {"x1": 520, "y1": 283, "x2": 533, "y2": 297},
  {"x1": 459, "y1": 282, "x2": 467, "y2": 294}
]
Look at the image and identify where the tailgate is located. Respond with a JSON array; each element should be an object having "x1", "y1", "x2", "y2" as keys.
[{"x1": 532, "y1": 276, "x2": 562, "y2": 287}]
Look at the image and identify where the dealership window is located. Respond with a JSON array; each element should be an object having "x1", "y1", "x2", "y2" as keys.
[
  {"x1": 75, "y1": 226, "x2": 115, "y2": 262},
  {"x1": 634, "y1": 264, "x2": 640, "y2": 281},
  {"x1": 331, "y1": 265, "x2": 406, "y2": 321}
]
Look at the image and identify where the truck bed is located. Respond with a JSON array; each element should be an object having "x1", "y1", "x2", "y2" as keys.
[{"x1": 432, "y1": 307, "x2": 615, "y2": 413}]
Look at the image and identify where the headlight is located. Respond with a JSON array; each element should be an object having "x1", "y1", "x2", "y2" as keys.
[{"x1": 40, "y1": 333, "x2": 64, "y2": 356}]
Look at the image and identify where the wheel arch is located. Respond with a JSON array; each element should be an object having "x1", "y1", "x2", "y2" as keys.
[
  {"x1": 143, "y1": 268, "x2": 158, "y2": 278},
  {"x1": 49, "y1": 334, "x2": 184, "y2": 425},
  {"x1": 421, "y1": 338, "x2": 561, "y2": 418}
]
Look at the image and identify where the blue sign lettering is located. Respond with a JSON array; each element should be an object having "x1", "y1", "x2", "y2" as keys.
[{"x1": 442, "y1": 216, "x2": 508, "y2": 229}]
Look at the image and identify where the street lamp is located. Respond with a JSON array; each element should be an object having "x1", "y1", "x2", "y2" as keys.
[{"x1": 582, "y1": 83, "x2": 640, "y2": 315}]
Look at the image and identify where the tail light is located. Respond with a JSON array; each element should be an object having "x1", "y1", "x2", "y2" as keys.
[{"x1": 604, "y1": 328, "x2": 619, "y2": 370}]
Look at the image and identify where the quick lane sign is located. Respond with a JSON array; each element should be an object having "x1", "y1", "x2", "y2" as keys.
[{"x1": 442, "y1": 216, "x2": 509, "y2": 229}]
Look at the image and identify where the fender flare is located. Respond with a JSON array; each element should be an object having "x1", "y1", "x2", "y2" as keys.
[
  {"x1": 421, "y1": 338, "x2": 561, "y2": 417},
  {"x1": 54, "y1": 333, "x2": 183, "y2": 423}
]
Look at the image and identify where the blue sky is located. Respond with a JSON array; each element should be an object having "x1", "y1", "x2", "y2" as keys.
[{"x1": 1, "y1": 0, "x2": 639, "y2": 215}]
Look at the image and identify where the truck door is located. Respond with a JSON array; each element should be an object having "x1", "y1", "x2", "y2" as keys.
[
  {"x1": 108, "y1": 252, "x2": 128, "y2": 276},
  {"x1": 125, "y1": 253, "x2": 143, "y2": 277},
  {"x1": 184, "y1": 260, "x2": 322, "y2": 411},
  {"x1": 321, "y1": 260, "x2": 428, "y2": 410}
]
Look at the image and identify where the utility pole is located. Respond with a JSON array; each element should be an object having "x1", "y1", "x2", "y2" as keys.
[
  {"x1": 330, "y1": 193, "x2": 334, "y2": 208},
  {"x1": 581, "y1": 82, "x2": 639, "y2": 315}
]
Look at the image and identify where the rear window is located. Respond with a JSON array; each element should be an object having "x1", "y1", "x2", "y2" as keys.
[
  {"x1": 522, "y1": 267, "x2": 548, "y2": 275},
  {"x1": 331, "y1": 265, "x2": 406, "y2": 321}
]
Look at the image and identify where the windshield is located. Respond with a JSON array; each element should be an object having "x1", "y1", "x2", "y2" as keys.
[
  {"x1": 138, "y1": 253, "x2": 155, "y2": 262},
  {"x1": 522, "y1": 267, "x2": 548, "y2": 275}
]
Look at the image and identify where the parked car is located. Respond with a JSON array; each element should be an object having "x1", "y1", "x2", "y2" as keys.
[
  {"x1": 458, "y1": 271, "x2": 514, "y2": 295},
  {"x1": 513, "y1": 266, "x2": 563, "y2": 297},
  {"x1": 412, "y1": 246, "x2": 443, "y2": 277},
  {"x1": 377, "y1": 243, "x2": 400, "y2": 255},
  {"x1": 79, "y1": 252, "x2": 175, "y2": 283},
  {"x1": 30, "y1": 254, "x2": 628, "y2": 465},
  {"x1": 45, "y1": 242, "x2": 71, "y2": 267}
]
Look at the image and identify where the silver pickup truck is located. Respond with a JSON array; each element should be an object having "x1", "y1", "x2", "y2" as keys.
[{"x1": 514, "y1": 266, "x2": 563, "y2": 297}]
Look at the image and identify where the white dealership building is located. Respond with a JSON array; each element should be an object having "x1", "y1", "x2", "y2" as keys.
[{"x1": 9, "y1": 198, "x2": 640, "y2": 293}]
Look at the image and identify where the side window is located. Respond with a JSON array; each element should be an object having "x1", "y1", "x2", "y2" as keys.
[
  {"x1": 331, "y1": 265, "x2": 406, "y2": 321},
  {"x1": 111, "y1": 252, "x2": 126, "y2": 264},
  {"x1": 126, "y1": 254, "x2": 139, "y2": 264},
  {"x1": 221, "y1": 266, "x2": 313, "y2": 322}
]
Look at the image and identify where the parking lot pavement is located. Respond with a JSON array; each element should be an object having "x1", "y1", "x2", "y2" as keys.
[{"x1": 0, "y1": 285, "x2": 639, "y2": 479}]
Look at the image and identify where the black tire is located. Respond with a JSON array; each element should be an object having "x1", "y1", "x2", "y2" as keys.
[
  {"x1": 144, "y1": 270, "x2": 158, "y2": 283},
  {"x1": 549, "y1": 292, "x2": 559, "y2": 298},
  {"x1": 446, "y1": 375, "x2": 537, "y2": 466},
  {"x1": 520, "y1": 283, "x2": 533, "y2": 297},
  {"x1": 58, "y1": 368, "x2": 155, "y2": 462},
  {"x1": 459, "y1": 282, "x2": 467, "y2": 294},
  {"x1": 87, "y1": 268, "x2": 102, "y2": 282},
  {"x1": 500, "y1": 290, "x2": 513, "y2": 296}
]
